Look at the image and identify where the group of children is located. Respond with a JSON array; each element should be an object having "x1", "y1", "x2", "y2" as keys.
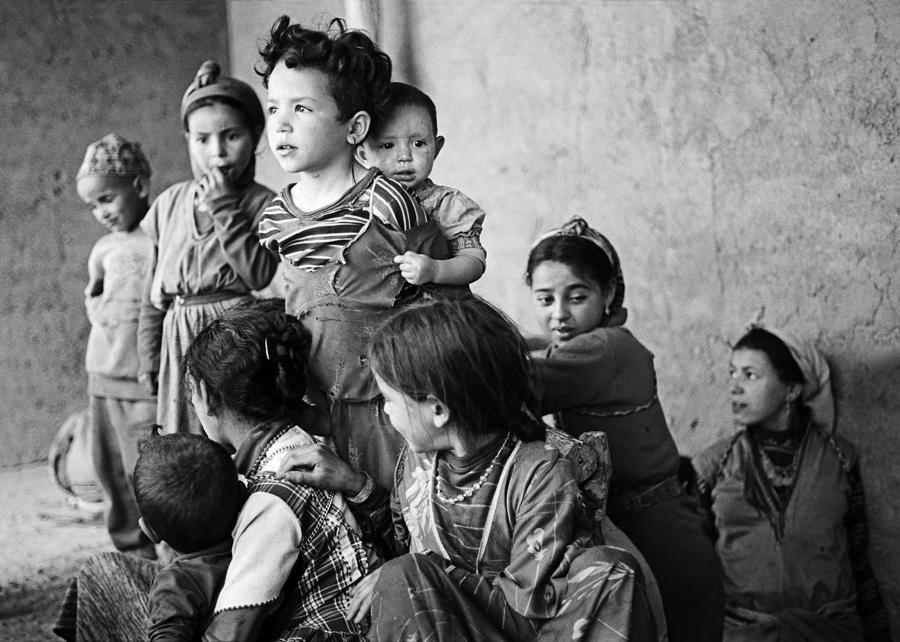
[{"x1": 58, "y1": 12, "x2": 888, "y2": 642}]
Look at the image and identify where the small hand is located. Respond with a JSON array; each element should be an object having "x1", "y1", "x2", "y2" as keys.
[
  {"x1": 196, "y1": 166, "x2": 236, "y2": 207},
  {"x1": 138, "y1": 372, "x2": 158, "y2": 396},
  {"x1": 347, "y1": 567, "x2": 382, "y2": 624},
  {"x1": 274, "y1": 444, "x2": 366, "y2": 495},
  {"x1": 394, "y1": 251, "x2": 437, "y2": 285}
]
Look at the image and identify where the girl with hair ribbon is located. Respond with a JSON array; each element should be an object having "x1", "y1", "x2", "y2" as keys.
[{"x1": 526, "y1": 216, "x2": 725, "y2": 642}]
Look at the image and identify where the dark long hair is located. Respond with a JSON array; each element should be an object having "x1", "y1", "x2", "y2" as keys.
[
  {"x1": 182, "y1": 304, "x2": 309, "y2": 423},
  {"x1": 369, "y1": 297, "x2": 545, "y2": 442}
]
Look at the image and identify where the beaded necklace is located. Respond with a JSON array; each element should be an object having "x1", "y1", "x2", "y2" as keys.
[
  {"x1": 434, "y1": 432, "x2": 511, "y2": 505},
  {"x1": 247, "y1": 424, "x2": 295, "y2": 478}
]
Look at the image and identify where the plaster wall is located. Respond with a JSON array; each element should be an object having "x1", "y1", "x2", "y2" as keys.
[
  {"x1": 229, "y1": 0, "x2": 900, "y2": 625},
  {"x1": 0, "y1": 1, "x2": 229, "y2": 466}
]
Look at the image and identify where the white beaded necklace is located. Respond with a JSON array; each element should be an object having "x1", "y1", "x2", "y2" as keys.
[{"x1": 434, "y1": 432, "x2": 512, "y2": 505}]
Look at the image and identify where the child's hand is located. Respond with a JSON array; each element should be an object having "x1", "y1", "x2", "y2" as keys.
[
  {"x1": 347, "y1": 567, "x2": 382, "y2": 624},
  {"x1": 394, "y1": 252, "x2": 437, "y2": 285},
  {"x1": 196, "y1": 166, "x2": 236, "y2": 206}
]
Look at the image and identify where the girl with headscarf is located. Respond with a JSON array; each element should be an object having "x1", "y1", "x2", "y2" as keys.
[
  {"x1": 693, "y1": 325, "x2": 890, "y2": 641},
  {"x1": 526, "y1": 216, "x2": 725, "y2": 642},
  {"x1": 137, "y1": 61, "x2": 278, "y2": 436}
]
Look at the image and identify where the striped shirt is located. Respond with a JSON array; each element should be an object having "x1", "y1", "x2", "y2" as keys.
[{"x1": 258, "y1": 168, "x2": 428, "y2": 271}]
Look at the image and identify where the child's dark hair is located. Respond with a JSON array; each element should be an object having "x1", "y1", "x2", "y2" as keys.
[
  {"x1": 525, "y1": 235, "x2": 617, "y2": 293},
  {"x1": 734, "y1": 327, "x2": 806, "y2": 386},
  {"x1": 371, "y1": 82, "x2": 438, "y2": 138},
  {"x1": 134, "y1": 433, "x2": 243, "y2": 553},
  {"x1": 256, "y1": 15, "x2": 392, "y2": 128},
  {"x1": 182, "y1": 305, "x2": 310, "y2": 423},
  {"x1": 369, "y1": 297, "x2": 545, "y2": 442}
]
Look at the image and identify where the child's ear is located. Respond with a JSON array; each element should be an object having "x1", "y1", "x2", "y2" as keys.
[
  {"x1": 355, "y1": 144, "x2": 370, "y2": 167},
  {"x1": 346, "y1": 111, "x2": 371, "y2": 146},
  {"x1": 434, "y1": 135, "x2": 445, "y2": 159},
  {"x1": 138, "y1": 517, "x2": 161, "y2": 544},
  {"x1": 427, "y1": 395, "x2": 450, "y2": 429},
  {"x1": 132, "y1": 175, "x2": 150, "y2": 199}
]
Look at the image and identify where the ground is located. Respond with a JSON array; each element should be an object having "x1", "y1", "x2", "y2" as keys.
[{"x1": 0, "y1": 463, "x2": 108, "y2": 641}]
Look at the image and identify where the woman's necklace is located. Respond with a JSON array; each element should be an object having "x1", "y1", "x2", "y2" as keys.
[{"x1": 434, "y1": 432, "x2": 512, "y2": 505}]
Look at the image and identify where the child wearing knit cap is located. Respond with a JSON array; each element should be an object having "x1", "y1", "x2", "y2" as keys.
[
  {"x1": 76, "y1": 133, "x2": 158, "y2": 558},
  {"x1": 137, "y1": 60, "x2": 278, "y2": 436}
]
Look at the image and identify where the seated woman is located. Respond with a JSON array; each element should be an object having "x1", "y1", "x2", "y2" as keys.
[
  {"x1": 693, "y1": 324, "x2": 891, "y2": 642},
  {"x1": 277, "y1": 297, "x2": 657, "y2": 641},
  {"x1": 54, "y1": 303, "x2": 372, "y2": 642},
  {"x1": 525, "y1": 216, "x2": 725, "y2": 642}
]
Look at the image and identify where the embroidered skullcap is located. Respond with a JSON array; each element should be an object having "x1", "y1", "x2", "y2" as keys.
[
  {"x1": 534, "y1": 216, "x2": 626, "y2": 318},
  {"x1": 742, "y1": 319, "x2": 835, "y2": 434},
  {"x1": 76, "y1": 133, "x2": 151, "y2": 180},
  {"x1": 180, "y1": 60, "x2": 265, "y2": 136}
]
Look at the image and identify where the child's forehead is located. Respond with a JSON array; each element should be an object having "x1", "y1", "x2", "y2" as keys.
[
  {"x1": 268, "y1": 62, "x2": 334, "y2": 99},
  {"x1": 76, "y1": 173, "x2": 135, "y2": 196},
  {"x1": 380, "y1": 104, "x2": 435, "y2": 135}
]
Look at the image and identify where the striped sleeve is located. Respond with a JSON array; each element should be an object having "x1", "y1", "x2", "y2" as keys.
[{"x1": 370, "y1": 176, "x2": 429, "y2": 231}]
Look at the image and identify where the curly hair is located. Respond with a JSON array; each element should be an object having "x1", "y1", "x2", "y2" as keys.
[
  {"x1": 369, "y1": 297, "x2": 545, "y2": 443},
  {"x1": 256, "y1": 15, "x2": 392, "y2": 126},
  {"x1": 182, "y1": 303, "x2": 310, "y2": 423}
]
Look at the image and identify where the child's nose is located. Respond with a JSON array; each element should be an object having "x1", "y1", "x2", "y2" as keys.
[
  {"x1": 550, "y1": 301, "x2": 569, "y2": 320},
  {"x1": 211, "y1": 136, "x2": 227, "y2": 157},
  {"x1": 397, "y1": 144, "x2": 412, "y2": 161}
]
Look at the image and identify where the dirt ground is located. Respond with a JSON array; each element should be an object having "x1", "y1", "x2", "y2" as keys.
[{"x1": 0, "y1": 463, "x2": 109, "y2": 641}]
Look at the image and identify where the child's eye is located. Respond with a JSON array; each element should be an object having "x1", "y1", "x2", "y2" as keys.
[
  {"x1": 535, "y1": 296, "x2": 553, "y2": 306},
  {"x1": 267, "y1": 106, "x2": 277, "y2": 115},
  {"x1": 99, "y1": 196, "x2": 113, "y2": 204},
  {"x1": 294, "y1": 105, "x2": 308, "y2": 113},
  {"x1": 379, "y1": 142, "x2": 394, "y2": 150},
  {"x1": 569, "y1": 295, "x2": 586, "y2": 304},
  {"x1": 195, "y1": 136, "x2": 208, "y2": 144},
  {"x1": 413, "y1": 140, "x2": 427, "y2": 148},
  {"x1": 227, "y1": 132, "x2": 242, "y2": 141}
]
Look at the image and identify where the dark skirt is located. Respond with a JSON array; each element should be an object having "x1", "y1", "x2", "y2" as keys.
[{"x1": 609, "y1": 494, "x2": 725, "y2": 642}]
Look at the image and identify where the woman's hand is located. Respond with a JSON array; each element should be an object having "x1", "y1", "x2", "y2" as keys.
[
  {"x1": 347, "y1": 567, "x2": 382, "y2": 624},
  {"x1": 274, "y1": 444, "x2": 367, "y2": 495}
]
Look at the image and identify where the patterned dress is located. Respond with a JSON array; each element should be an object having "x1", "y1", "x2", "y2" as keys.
[{"x1": 358, "y1": 436, "x2": 657, "y2": 641}]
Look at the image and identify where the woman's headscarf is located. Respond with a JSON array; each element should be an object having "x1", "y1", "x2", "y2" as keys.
[
  {"x1": 534, "y1": 216, "x2": 627, "y2": 325},
  {"x1": 744, "y1": 320, "x2": 835, "y2": 435}
]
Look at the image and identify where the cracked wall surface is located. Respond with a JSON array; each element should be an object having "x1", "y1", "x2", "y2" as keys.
[
  {"x1": 2, "y1": 0, "x2": 897, "y2": 626},
  {"x1": 232, "y1": 0, "x2": 900, "y2": 625},
  {"x1": 0, "y1": 1, "x2": 228, "y2": 465}
]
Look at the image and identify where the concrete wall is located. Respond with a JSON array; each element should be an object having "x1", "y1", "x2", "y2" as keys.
[
  {"x1": 0, "y1": 0, "x2": 229, "y2": 466},
  {"x1": 228, "y1": 0, "x2": 900, "y2": 624}
]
